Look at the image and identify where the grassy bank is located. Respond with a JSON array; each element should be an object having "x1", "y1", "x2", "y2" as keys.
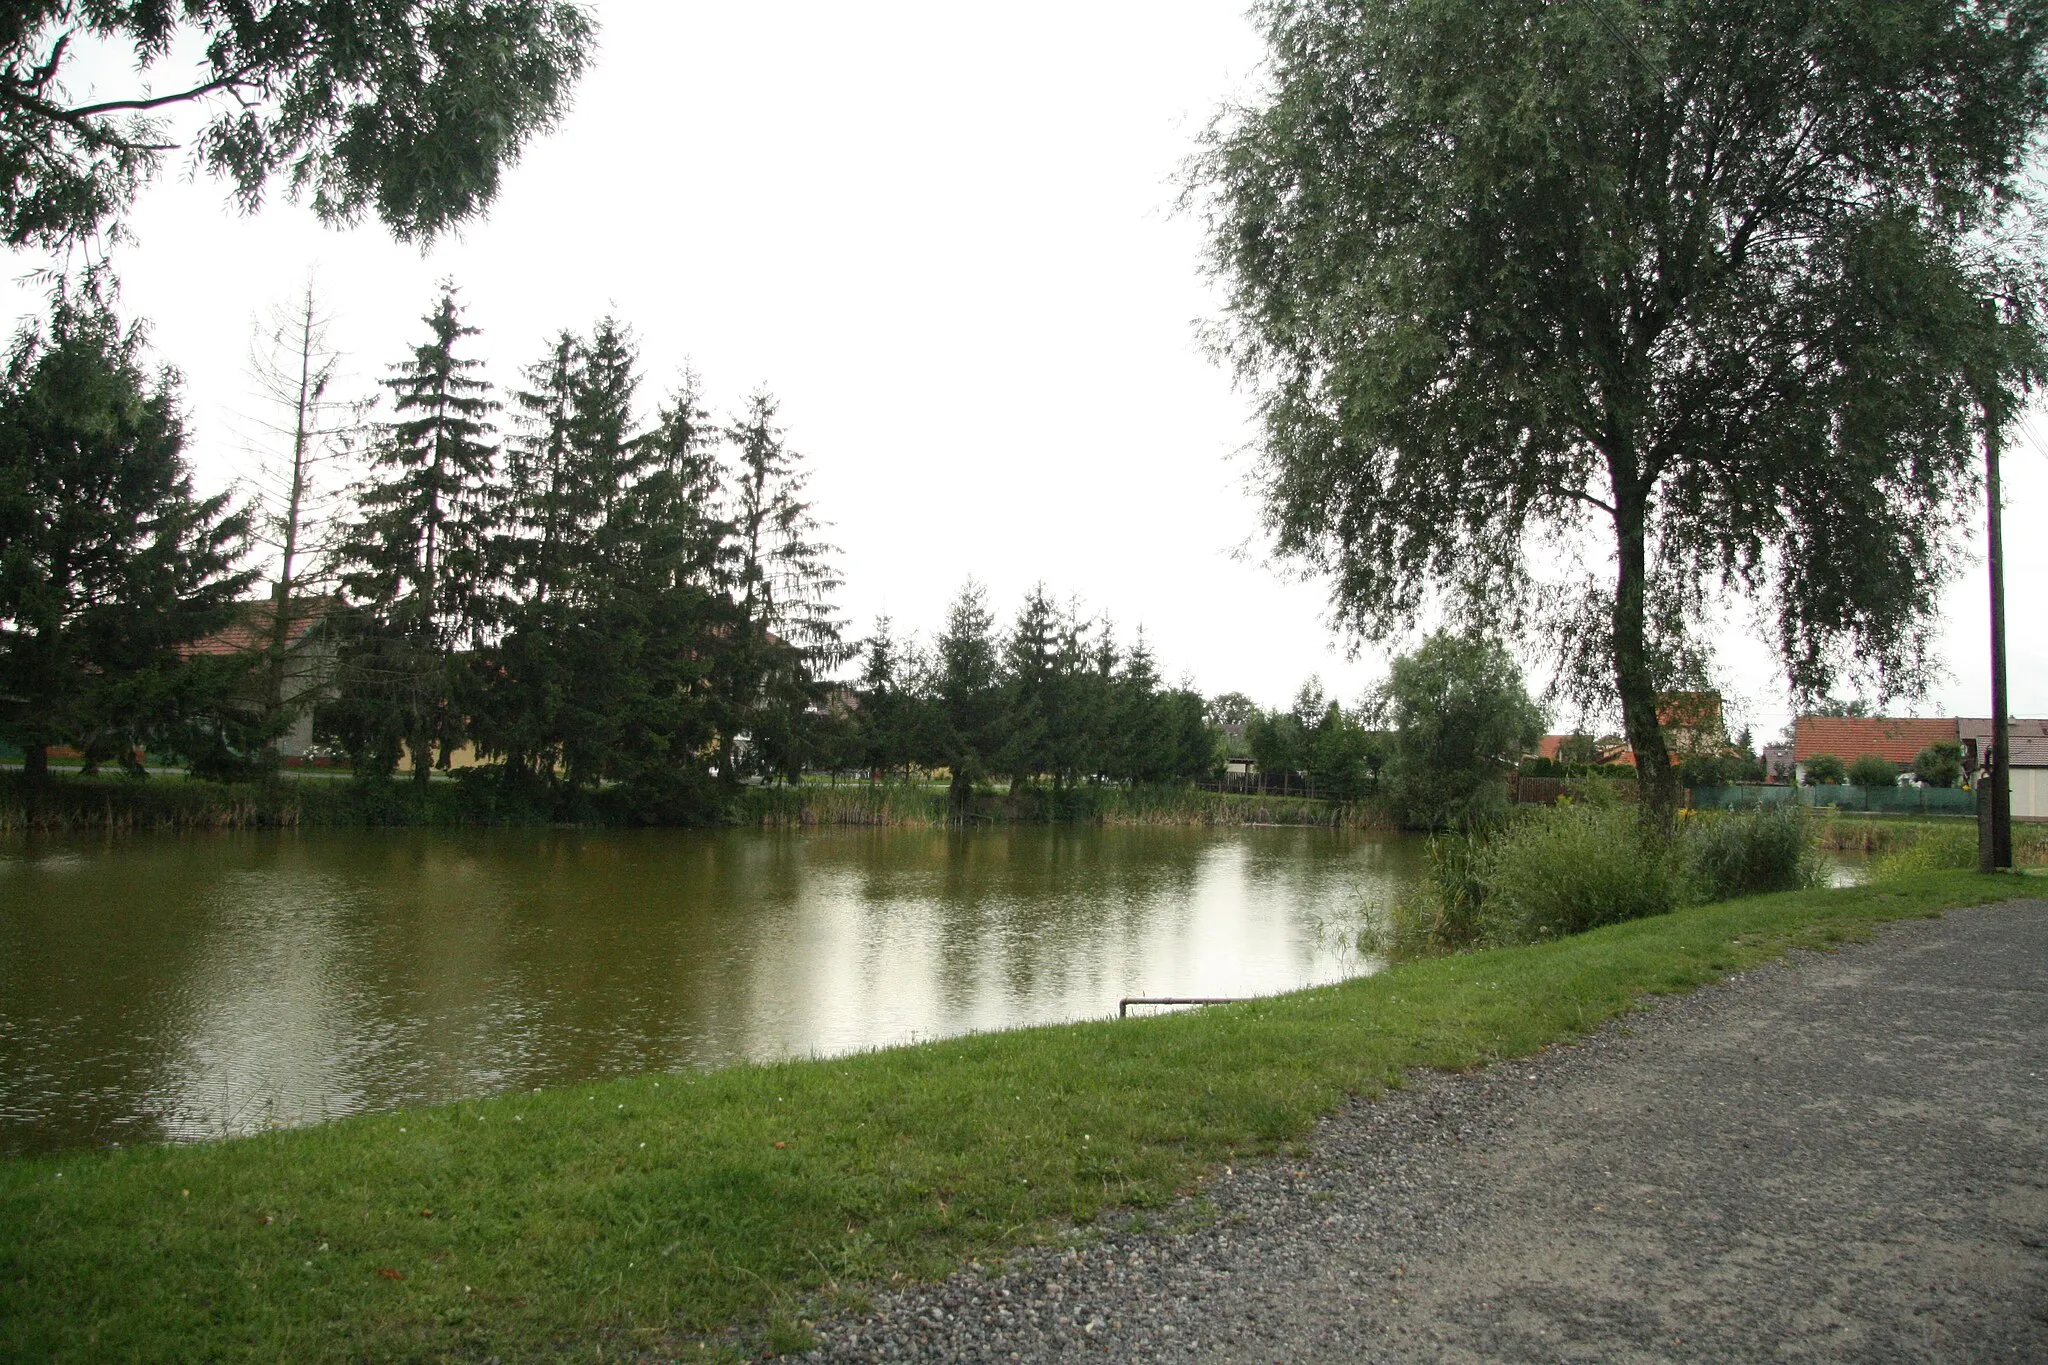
[
  {"x1": 0, "y1": 870, "x2": 2025, "y2": 1363},
  {"x1": 1, "y1": 772, "x2": 1382, "y2": 833}
]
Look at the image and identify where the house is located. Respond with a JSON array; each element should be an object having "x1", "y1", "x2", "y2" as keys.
[
  {"x1": 1761, "y1": 742, "x2": 1795, "y2": 784},
  {"x1": 1657, "y1": 691, "x2": 1727, "y2": 757},
  {"x1": 1790, "y1": 715, "x2": 1955, "y2": 784},
  {"x1": 181, "y1": 595, "x2": 336, "y2": 760},
  {"x1": 1958, "y1": 718, "x2": 2048, "y2": 821}
]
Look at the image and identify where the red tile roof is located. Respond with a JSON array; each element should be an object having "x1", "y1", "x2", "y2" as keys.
[
  {"x1": 180, "y1": 598, "x2": 329, "y2": 658},
  {"x1": 1792, "y1": 716, "x2": 1955, "y2": 764}
]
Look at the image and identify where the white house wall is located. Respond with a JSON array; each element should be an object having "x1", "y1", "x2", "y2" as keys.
[{"x1": 2017, "y1": 767, "x2": 2048, "y2": 822}]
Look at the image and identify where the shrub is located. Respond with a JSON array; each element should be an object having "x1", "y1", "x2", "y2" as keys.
[
  {"x1": 1803, "y1": 753, "x2": 1846, "y2": 785},
  {"x1": 1679, "y1": 804, "x2": 1825, "y2": 901},
  {"x1": 1474, "y1": 803, "x2": 1691, "y2": 944},
  {"x1": 1846, "y1": 753, "x2": 1900, "y2": 788},
  {"x1": 1912, "y1": 741, "x2": 1965, "y2": 789}
]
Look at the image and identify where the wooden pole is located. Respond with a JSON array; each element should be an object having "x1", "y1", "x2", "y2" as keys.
[{"x1": 1982, "y1": 392, "x2": 2014, "y2": 872}]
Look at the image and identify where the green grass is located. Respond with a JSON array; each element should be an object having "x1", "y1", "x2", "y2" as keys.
[{"x1": 0, "y1": 870, "x2": 2029, "y2": 1362}]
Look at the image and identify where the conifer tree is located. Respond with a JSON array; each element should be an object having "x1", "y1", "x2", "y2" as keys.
[
  {"x1": 606, "y1": 371, "x2": 735, "y2": 810},
  {"x1": 929, "y1": 580, "x2": 1003, "y2": 811},
  {"x1": 0, "y1": 296, "x2": 255, "y2": 780},
  {"x1": 721, "y1": 393, "x2": 845, "y2": 782},
  {"x1": 329, "y1": 284, "x2": 498, "y2": 783},
  {"x1": 243, "y1": 279, "x2": 350, "y2": 767},
  {"x1": 502, "y1": 331, "x2": 580, "y2": 607},
  {"x1": 855, "y1": 619, "x2": 920, "y2": 781},
  {"x1": 474, "y1": 328, "x2": 577, "y2": 782},
  {"x1": 998, "y1": 586, "x2": 1061, "y2": 791},
  {"x1": 639, "y1": 374, "x2": 727, "y2": 588},
  {"x1": 1111, "y1": 630, "x2": 1173, "y2": 784}
]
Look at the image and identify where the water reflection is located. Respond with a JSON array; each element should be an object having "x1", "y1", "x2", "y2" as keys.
[{"x1": 0, "y1": 825, "x2": 1420, "y2": 1154}]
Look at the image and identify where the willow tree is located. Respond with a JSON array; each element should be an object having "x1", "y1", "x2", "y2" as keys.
[
  {"x1": 1196, "y1": 0, "x2": 2048, "y2": 813},
  {"x1": 2, "y1": 1, "x2": 596, "y2": 249}
]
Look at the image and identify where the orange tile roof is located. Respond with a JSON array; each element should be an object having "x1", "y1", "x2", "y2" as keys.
[{"x1": 1792, "y1": 716, "x2": 1955, "y2": 764}]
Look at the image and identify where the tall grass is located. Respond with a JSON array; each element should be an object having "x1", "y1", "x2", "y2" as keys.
[
  {"x1": 1682, "y1": 803, "x2": 1827, "y2": 901},
  {"x1": 5, "y1": 773, "x2": 1386, "y2": 834},
  {"x1": 0, "y1": 772, "x2": 557, "y2": 832},
  {"x1": 1380, "y1": 802, "x2": 1827, "y2": 953}
]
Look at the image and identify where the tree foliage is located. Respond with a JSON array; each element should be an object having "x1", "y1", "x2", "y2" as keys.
[
  {"x1": 1, "y1": 1, "x2": 596, "y2": 249},
  {"x1": 1912, "y1": 740, "x2": 1965, "y2": 789},
  {"x1": 1196, "y1": 0, "x2": 2048, "y2": 814},
  {"x1": 843, "y1": 583, "x2": 1223, "y2": 804},
  {"x1": 1803, "y1": 753, "x2": 1848, "y2": 786}
]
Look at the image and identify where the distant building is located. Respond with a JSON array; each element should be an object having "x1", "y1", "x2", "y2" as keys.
[
  {"x1": 1958, "y1": 718, "x2": 2048, "y2": 821},
  {"x1": 1531, "y1": 693, "x2": 1729, "y2": 770},
  {"x1": 1762, "y1": 742, "x2": 1795, "y2": 784},
  {"x1": 1791, "y1": 716, "x2": 1955, "y2": 784},
  {"x1": 1657, "y1": 691, "x2": 1727, "y2": 757},
  {"x1": 1790, "y1": 715, "x2": 2048, "y2": 818}
]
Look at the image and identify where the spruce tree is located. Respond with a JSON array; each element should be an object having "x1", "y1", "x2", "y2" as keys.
[
  {"x1": 930, "y1": 580, "x2": 1003, "y2": 812},
  {"x1": 330, "y1": 284, "x2": 498, "y2": 783},
  {"x1": 244, "y1": 280, "x2": 350, "y2": 768},
  {"x1": 997, "y1": 586, "x2": 1061, "y2": 791},
  {"x1": 721, "y1": 393, "x2": 845, "y2": 783},
  {"x1": 855, "y1": 619, "x2": 920, "y2": 781},
  {"x1": 0, "y1": 296, "x2": 255, "y2": 780},
  {"x1": 1111, "y1": 630, "x2": 1173, "y2": 784},
  {"x1": 478, "y1": 328, "x2": 578, "y2": 782}
]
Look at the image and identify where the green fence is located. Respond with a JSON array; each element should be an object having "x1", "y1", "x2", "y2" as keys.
[{"x1": 1689, "y1": 783, "x2": 1977, "y2": 815}]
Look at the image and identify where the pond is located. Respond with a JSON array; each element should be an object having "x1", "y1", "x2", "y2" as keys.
[{"x1": 0, "y1": 826, "x2": 1425, "y2": 1155}]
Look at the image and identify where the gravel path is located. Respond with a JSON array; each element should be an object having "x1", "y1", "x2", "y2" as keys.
[{"x1": 798, "y1": 900, "x2": 2048, "y2": 1362}]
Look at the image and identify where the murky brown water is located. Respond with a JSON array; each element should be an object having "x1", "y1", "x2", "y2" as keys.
[{"x1": 0, "y1": 826, "x2": 1424, "y2": 1155}]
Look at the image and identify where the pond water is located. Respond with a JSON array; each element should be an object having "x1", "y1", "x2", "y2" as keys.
[{"x1": 0, "y1": 826, "x2": 1424, "y2": 1155}]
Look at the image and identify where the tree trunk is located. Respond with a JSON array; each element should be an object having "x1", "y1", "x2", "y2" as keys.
[
  {"x1": 23, "y1": 744, "x2": 49, "y2": 784},
  {"x1": 1611, "y1": 494, "x2": 1678, "y2": 821}
]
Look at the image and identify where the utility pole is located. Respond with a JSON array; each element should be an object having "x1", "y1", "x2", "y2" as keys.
[{"x1": 1981, "y1": 390, "x2": 2014, "y2": 872}]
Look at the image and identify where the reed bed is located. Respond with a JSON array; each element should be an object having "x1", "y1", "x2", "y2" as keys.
[{"x1": 737, "y1": 782, "x2": 1391, "y2": 829}]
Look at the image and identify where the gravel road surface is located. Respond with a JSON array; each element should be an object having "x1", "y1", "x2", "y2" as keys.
[{"x1": 799, "y1": 900, "x2": 2048, "y2": 1362}]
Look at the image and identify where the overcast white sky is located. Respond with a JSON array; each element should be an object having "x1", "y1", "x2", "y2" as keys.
[{"x1": 5, "y1": 1, "x2": 2042, "y2": 740}]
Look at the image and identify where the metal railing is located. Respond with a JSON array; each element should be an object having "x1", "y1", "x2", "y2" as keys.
[{"x1": 1118, "y1": 996, "x2": 1247, "y2": 1019}]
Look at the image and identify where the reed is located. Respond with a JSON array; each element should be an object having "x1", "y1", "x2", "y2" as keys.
[{"x1": 733, "y1": 781, "x2": 1392, "y2": 829}]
